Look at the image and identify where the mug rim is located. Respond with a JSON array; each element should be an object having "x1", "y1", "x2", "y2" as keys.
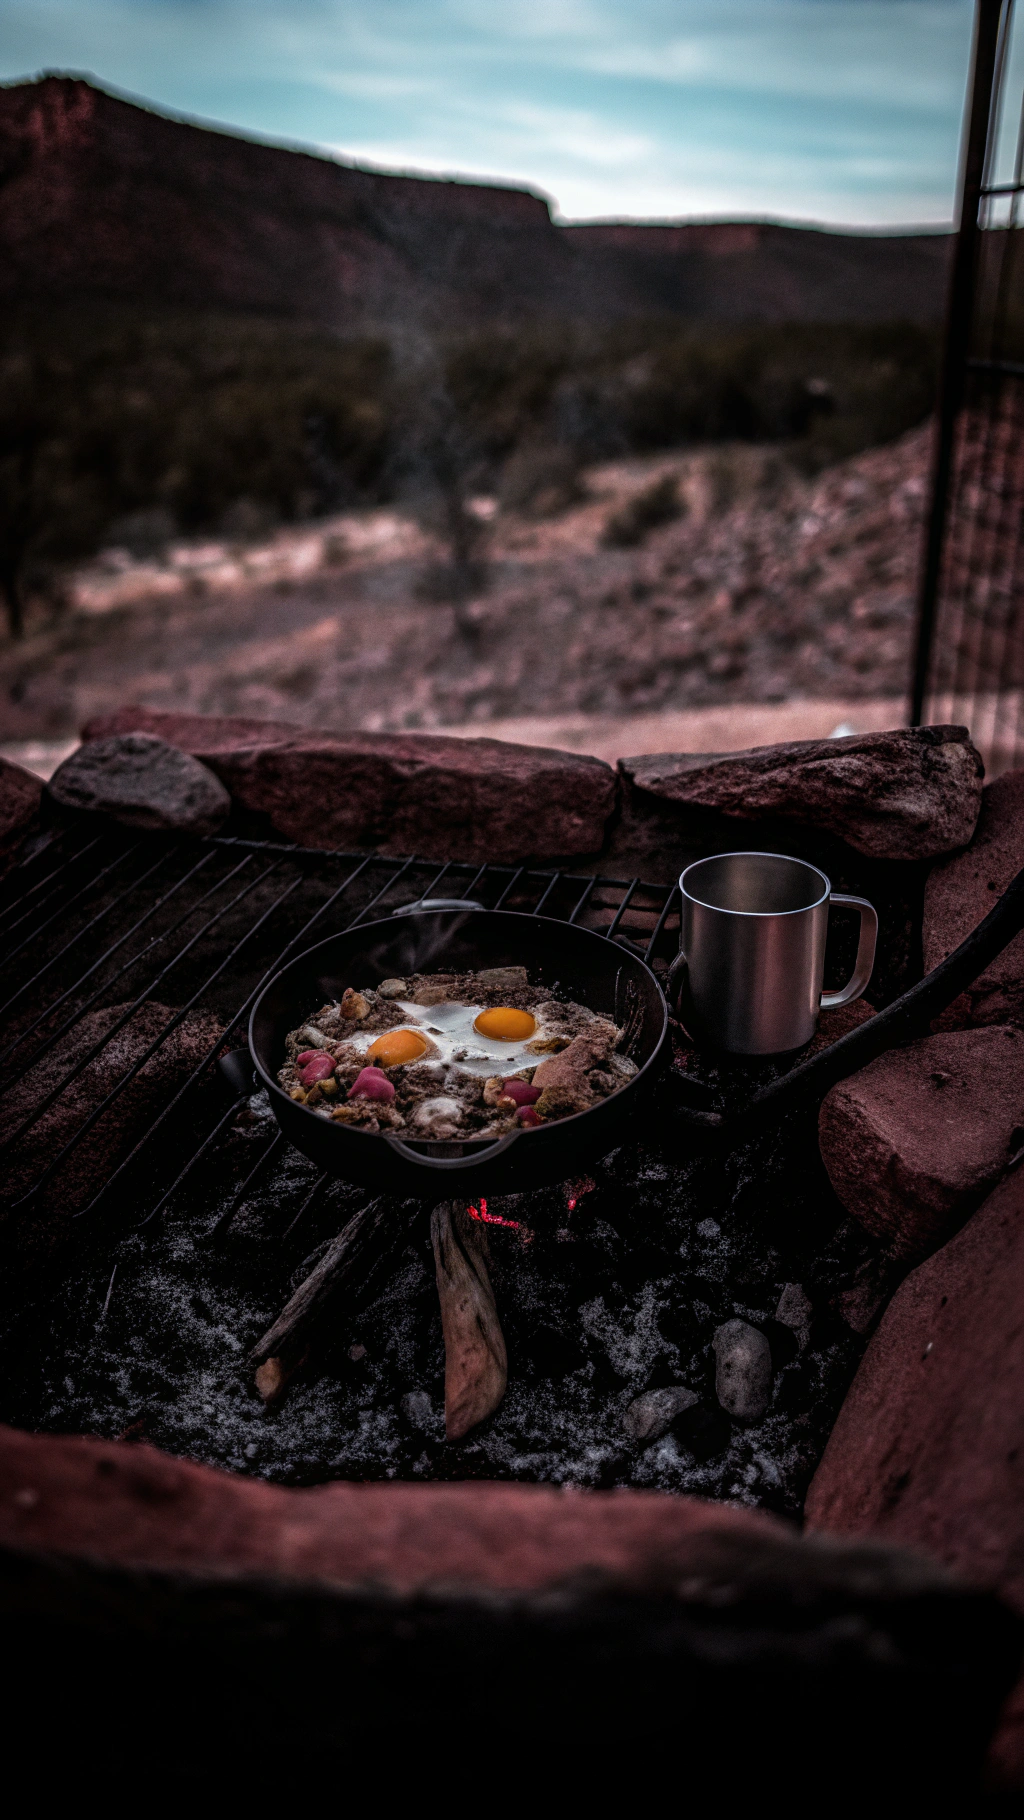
[{"x1": 679, "y1": 850, "x2": 831, "y2": 919}]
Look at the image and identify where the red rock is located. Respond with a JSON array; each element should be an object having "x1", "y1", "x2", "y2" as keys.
[
  {"x1": 0, "y1": 1422, "x2": 776, "y2": 1592},
  {"x1": 818, "y1": 1026, "x2": 1024, "y2": 1260},
  {"x1": 804, "y1": 1166, "x2": 1024, "y2": 1787},
  {"x1": 923, "y1": 767, "x2": 1024, "y2": 1029},
  {"x1": 0, "y1": 755, "x2": 42, "y2": 877},
  {"x1": 989, "y1": 1678, "x2": 1024, "y2": 1794},
  {"x1": 80, "y1": 707, "x2": 617, "y2": 864},
  {"x1": 0, "y1": 1422, "x2": 1016, "y2": 1789},
  {"x1": 805, "y1": 996, "x2": 876, "y2": 1055},
  {"x1": 0, "y1": 1420, "x2": 946, "y2": 1599},
  {"x1": 619, "y1": 724, "x2": 982, "y2": 861}
]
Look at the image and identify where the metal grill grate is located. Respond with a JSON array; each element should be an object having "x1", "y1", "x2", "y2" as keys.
[
  {"x1": 0, "y1": 827, "x2": 679, "y2": 1235},
  {"x1": 913, "y1": 0, "x2": 1024, "y2": 773}
]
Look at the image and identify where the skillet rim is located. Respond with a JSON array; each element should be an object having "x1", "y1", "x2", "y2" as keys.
[{"x1": 247, "y1": 907, "x2": 670, "y2": 1158}]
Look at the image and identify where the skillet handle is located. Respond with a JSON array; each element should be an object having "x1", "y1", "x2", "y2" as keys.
[{"x1": 382, "y1": 1129, "x2": 523, "y2": 1171}]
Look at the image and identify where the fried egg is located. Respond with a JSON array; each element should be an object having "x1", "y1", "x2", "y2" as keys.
[
  {"x1": 347, "y1": 1000, "x2": 557, "y2": 1076},
  {"x1": 365, "y1": 1028, "x2": 431, "y2": 1066}
]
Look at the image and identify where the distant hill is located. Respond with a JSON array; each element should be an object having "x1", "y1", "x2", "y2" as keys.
[
  {"x1": 561, "y1": 221, "x2": 953, "y2": 326},
  {"x1": 0, "y1": 74, "x2": 952, "y2": 329}
]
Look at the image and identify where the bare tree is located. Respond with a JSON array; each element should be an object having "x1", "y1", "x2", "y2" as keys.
[{"x1": 390, "y1": 342, "x2": 491, "y2": 645}]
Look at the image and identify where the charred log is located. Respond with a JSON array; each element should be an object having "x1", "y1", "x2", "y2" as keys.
[{"x1": 248, "y1": 1196, "x2": 421, "y2": 1402}]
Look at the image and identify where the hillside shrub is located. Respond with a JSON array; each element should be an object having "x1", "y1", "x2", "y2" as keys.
[
  {"x1": 602, "y1": 474, "x2": 682, "y2": 547},
  {"x1": 0, "y1": 303, "x2": 938, "y2": 636}
]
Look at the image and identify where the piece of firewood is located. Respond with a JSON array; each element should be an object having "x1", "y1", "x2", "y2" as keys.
[
  {"x1": 248, "y1": 1195, "x2": 418, "y2": 1401},
  {"x1": 431, "y1": 1200, "x2": 507, "y2": 1441},
  {"x1": 254, "y1": 1350, "x2": 308, "y2": 1403}
]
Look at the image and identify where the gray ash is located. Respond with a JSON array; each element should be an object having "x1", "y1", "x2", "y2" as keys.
[{"x1": 0, "y1": 1079, "x2": 883, "y2": 1521}]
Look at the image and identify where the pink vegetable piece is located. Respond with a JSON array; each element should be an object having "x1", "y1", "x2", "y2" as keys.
[
  {"x1": 295, "y1": 1050, "x2": 320, "y2": 1066},
  {"x1": 348, "y1": 1066, "x2": 396, "y2": 1103},
  {"x1": 299, "y1": 1053, "x2": 336, "y2": 1085},
  {"x1": 517, "y1": 1105, "x2": 543, "y2": 1127},
  {"x1": 502, "y1": 1079, "x2": 541, "y2": 1106}
]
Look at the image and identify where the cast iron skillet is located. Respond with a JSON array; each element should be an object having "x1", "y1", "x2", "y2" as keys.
[{"x1": 249, "y1": 909, "x2": 669, "y2": 1198}]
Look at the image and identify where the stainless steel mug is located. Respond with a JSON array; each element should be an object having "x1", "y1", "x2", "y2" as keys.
[{"x1": 671, "y1": 851, "x2": 878, "y2": 1055}]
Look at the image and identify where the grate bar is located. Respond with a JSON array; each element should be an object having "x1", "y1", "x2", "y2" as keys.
[
  {"x1": 5, "y1": 858, "x2": 286, "y2": 1191},
  {"x1": 0, "y1": 829, "x2": 95, "y2": 926},
  {"x1": 493, "y1": 866, "x2": 524, "y2": 909},
  {"x1": 568, "y1": 877, "x2": 598, "y2": 924},
  {"x1": 0, "y1": 840, "x2": 143, "y2": 981},
  {"x1": 0, "y1": 848, "x2": 220, "y2": 1072},
  {"x1": 1, "y1": 826, "x2": 69, "y2": 881},
  {"x1": 644, "y1": 885, "x2": 681, "y2": 966},
  {"x1": 0, "y1": 854, "x2": 260, "y2": 1161},
  {"x1": 342, "y1": 857, "x2": 418, "y2": 929},
  {"x1": 283, "y1": 1170, "x2": 330, "y2": 1239},
  {"x1": 71, "y1": 850, "x2": 389, "y2": 1220},
  {"x1": 532, "y1": 872, "x2": 562, "y2": 915},
  {"x1": 606, "y1": 879, "x2": 641, "y2": 939},
  {"x1": 0, "y1": 845, "x2": 187, "y2": 1043},
  {"x1": 461, "y1": 864, "x2": 488, "y2": 901},
  {"x1": 207, "y1": 1130, "x2": 286, "y2": 1241},
  {"x1": 138, "y1": 1093, "x2": 251, "y2": 1229},
  {"x1": 419, "y1": 861, "x2": 453, "y2": 901}
]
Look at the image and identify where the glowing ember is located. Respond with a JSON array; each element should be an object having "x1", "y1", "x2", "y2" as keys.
[
  {"x1": 465, "y1": 1198, "x2": 535, "y2": 1244},
  {"x1": 466, "y1": 1198, "x2": 520, "y2": 1230},
  {"x1": 565, "y1": 1175, "x2": 596, "y2": 1213}
]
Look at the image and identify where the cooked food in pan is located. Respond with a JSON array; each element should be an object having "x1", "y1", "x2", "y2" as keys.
[{"x1": 277, "y1": 965, "x2": 638, "y2": 1137}]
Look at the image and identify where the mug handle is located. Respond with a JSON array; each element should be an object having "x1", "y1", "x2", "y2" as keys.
[{"x1": 820, "y1": 894, "x2": 878, "y2": 1010}]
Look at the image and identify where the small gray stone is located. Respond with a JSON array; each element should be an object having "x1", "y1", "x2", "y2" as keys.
[
  {"x1": 776, "y1": 1283, "x2": 811, "y2": 1328},
  {"x1": 401, "y1": 1390, "x2": 435, "y2": 1431},
  {"x1": 378, "y1": 979, "x2": 409, "y2": 999},
  {"x1": 775, "y1": 1283, "x2": 812, "y2": 1350},
  {"x1": 713, "y1": 1319, "x2": 772, "y2": 1421},
  {"x1": 48, "y1": 733, "x2": 230, "y2": 835},
  {"x1": 622, "y1": 1385, "x2": 698, "y2": 1443}
]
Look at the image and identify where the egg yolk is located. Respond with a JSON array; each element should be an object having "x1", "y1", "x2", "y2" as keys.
[
  {"x1": 474, "y1": 1007, "x2": 537, "y2": 1042},
  {"x1": 366, "y1": 1028, "x2": 430, "y2": 1066}
]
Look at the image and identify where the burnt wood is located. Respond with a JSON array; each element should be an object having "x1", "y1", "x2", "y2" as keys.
[{"x1": 247, "y1": 1195, "x2": 421, "y2": 1382}]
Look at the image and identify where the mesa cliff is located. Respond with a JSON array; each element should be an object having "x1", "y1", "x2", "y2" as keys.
[{"x1": 0, "y1": 74, "x2": 952, "y2": 329}]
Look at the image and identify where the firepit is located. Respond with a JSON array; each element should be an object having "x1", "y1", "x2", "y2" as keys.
[
  {"x1": 0, "y1": 826, "x2": 886, "y2": 1515},
  {"x1": 4, "y1": 744, "x2": 1024, "y2": 1797}
]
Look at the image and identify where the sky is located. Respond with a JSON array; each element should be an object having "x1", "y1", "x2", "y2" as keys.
[{"x1": 0, "y1": 0, "x2": 987, "y2": 226}]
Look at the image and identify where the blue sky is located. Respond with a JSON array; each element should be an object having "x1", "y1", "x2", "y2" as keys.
[{"x1": 0, "y1": 1, "x2": 983, "y2": 225}]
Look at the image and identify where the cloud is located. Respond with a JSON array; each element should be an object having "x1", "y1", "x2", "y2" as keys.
[{"x1": 0, "y1": 0, "x2": 977, "y2": 223}]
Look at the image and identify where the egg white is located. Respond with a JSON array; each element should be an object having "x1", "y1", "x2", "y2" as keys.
[{"x1": 345, "y1": 999, "x2": 558, "y2": 1076}]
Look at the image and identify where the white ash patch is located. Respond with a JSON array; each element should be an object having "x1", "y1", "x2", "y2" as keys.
[
  {"x1": 0, "y1": 1094, "x2": 883, "y2": 1520},
  {"x1": 579, "y1": 1282, "x2": 677, "y2": 1380}
]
